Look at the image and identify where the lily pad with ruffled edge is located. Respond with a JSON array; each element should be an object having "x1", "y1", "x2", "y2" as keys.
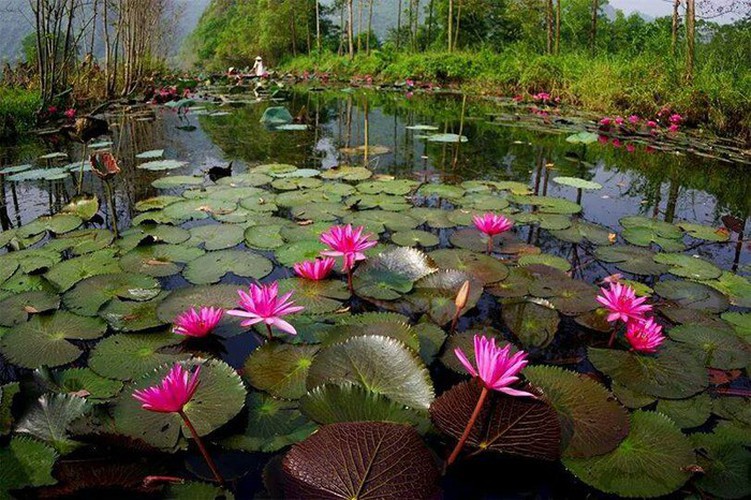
[
  {"x1": 654, "y1": 280, "x2": 729, "y2": 313},
  {"x1": 221, "y1": 392, "x2": 316, "y2": 453},
  {"x1": 519, "y1": 253, "x2": 571, "y2": 272},
  {"x1": 668, "y1": 324, "x2": 750, "y2": 370},
  {"x1": 552, "y1": 176, "x2": 602, "y2": 190},
  {"x1": 588, "y1": 343, "x2": 708, "y2": 398},
  {"x1": 563, "y1": 411, "x2": 694, "y2": 498},
  {"x1": 135, "y1": 149, "x2": 164, "y2": 159},
  {"x1": 353, "y1": 247, "x2": 437, "y2": 301},
  {"x1": 44, "y1": 367, "x2": 124, "y2": 401},
  {"x1": 290, "y1": 202, "x2": 348, "y2": 222},
  {"x1": 357, "y1": 179, "x2": 419, "y2": 195},
  {"x1": 0, "y1": 257, "x2": 18, "y2": 286},
  {"x1": 118, "y1": 243, "x2": 203, "y2": 277},
  {"x1": 502, "y1": 300, "x2": 560, "y2": 348},
  {"x1": 63, "y1": 273, "x2": 160, "y2": 316},
  {"x1": 137, "y1": 159, "x2": 188, "y2": 171},
  {"x1": 113, "y1": 358, "x2": 246, "y2": 449},
  {"x1": 698, "y1": 272, "x2": 751, "y2": 308},
  {"x1": 186, "y1": 224, "x2": 244, "y2": 251},
  {"x1": 307, "y1": 335, "x2": 434, "y2": 410},
  {"x1": 653, "y1": 253, "x2": 722, "y2": 280},
  {"x1": 276, "y1": 278, "x2": 349, "y2": 315},
  {"x1": 428, "y1": 249, "x2": 509, "y2": 284},
  {"x1": 511, "y1": 195, "x2": 582, "y2": 215},
  {"x1": 1, "y1": 270, "x2": 57, "y2": 295},
  {"x1": 678, "y1": 221, "x2": 730, "y2": 242},
  {"x1": 391, "y1": 230, "x2": 439, "y2": 248},
  {"x1": 346, "y1": 193, "x2": 411, "y2": 211},
  {"x1": 610, "y1": 382, "x2": 656, "y2": 409},
  {"x1": 5, "y1": 247, "x2": 61, "y2": 273},
  {"x1": 524, "y1": 365, "x2": 629, "y2": 458},
  {"x1": 244, "y1": 224, "x2": 286, "y2": 250},
  {"x1": 321, "y1": 321, "x2": 420, "y2": 352},
  {"x1": 18, "y1": 214, "x2": 82, "y2": 239},
  {"x1": 619, "y1": 216, "x2": 685, "y2": 252},
  {"x1": 550, "y1": 220, "x2": 614, "y2": 246},
  {"x1": 656, "y1": 392, "x2": 712, "y2": 429},
  {"x1": 162, "y1": 198, "x2": 237, "y2": 223},
  {"x1": 0, "y1": 290, "x2": 60, "y2": 327},
  {"x1": 408, "y1": 207, "x2": 455, "y2": 228},
  {"x1": 16, "y1": 393, "x2": 90, "y2": 454},
  {"x1": 182, "y1": 249, "x2": 273, "y2": 285},
  {"x1": 319, "y1": 166, "x2": 372, "y2": 181},
  {"x1": 343, "y1": 210, "x2": 420, "y2": 233},
  {"x1": 407, "y1": 270, "x2": 483, "y2": 325},
  {"x1": 431, "y1": 379, "x2": 561, "y2": 461},
  {"x1": 0, "y1": 436, "x2": 58, "y2": 495},
  {"x1": 417, "y1": 183, "x2": 465, "y2": 201},
  {"x1": 99, "y1": 291, "x2": 171, "y2": 332},
  {"x1": 0, "y1": 311, "x2": 106, "y2": 369},
  {"x1": 44, "y1": 248, "x2": 121, "y2": 292},
  {"x1": 151, "y1": 175, "x2": 204, "y2": 189},
  {"x1": 244, "y1": 343, "x2": 321, "y2": 399},
  {"x1": 693, "y1": 429, "x2": 751, "y2": 499},
  {"x1": 595, "y1": 245, "x2": 669, "y2": 276},
  {"x1": 89, "y1": 332, "x2": 188, "y2": 381},
  {"x1": 280, "y1": 421, "x2": 440, "y2": 499},
  {"x1": 300, "y1": 381, "x2": 429, "y2": 430}
]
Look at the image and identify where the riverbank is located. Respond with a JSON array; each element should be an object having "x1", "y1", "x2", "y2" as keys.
[{"x1": 282, "y1": 50, "x2": 751, "y2": 144}]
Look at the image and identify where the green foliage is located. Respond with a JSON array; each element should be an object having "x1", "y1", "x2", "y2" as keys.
[{"x1": 0, "y1": 88, "x2": 40, "y2": 139}]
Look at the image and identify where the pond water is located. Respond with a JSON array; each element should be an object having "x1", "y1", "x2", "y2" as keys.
[{"x1": 0, "y1": 88, "x2": 749, "y2": 498}]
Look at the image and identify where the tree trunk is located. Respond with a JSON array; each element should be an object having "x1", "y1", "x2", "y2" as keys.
[
  {"x1": 357, "y1": 0, "x2": 363, "y2": 53},
  {"x1": 316, "y1": 0, "x2": 321, "y2": 52},
  {"x1": 546, "y1": 0, "x2": 553, "y2": 54},
  {"x1": 447, "y1": 0, "x2": 453, "y2": 52},
  {"x1": 672, "y1": 0, "x2": 681, "y2": 57},
  {"x1": 590, "y1": 0, "x2": 598, "y2": 55},
  {"x1": 366, "y1": 0, "x2": 373, "y2": 55},
  {"x1": 397, "y1": 0, "x2": 402, "y2": 50},
  {"x1": 348, "y1": 0, "x2": 355, "y2": 58},
  {"x1": 555, "y1": 0, "x2": 561, "y2": 55},
  {"x1": 453, "y1": 0, "x2": 461, "y2": 50},
  {"x1": 685, "y1": 0, "x2": 695, "y2": 82},
  {"x1": 426, "y1": 0, "x2": 435, "y2": 50}
]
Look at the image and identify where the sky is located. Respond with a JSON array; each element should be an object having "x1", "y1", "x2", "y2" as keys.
[{"x1": 610, "y1": 0, "x2": 740, "y2": 22}]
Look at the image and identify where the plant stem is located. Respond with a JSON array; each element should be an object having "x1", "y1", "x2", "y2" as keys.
[
  {"x1": 347, "y1": 268, "x2": 354, "y2": 293},
  {"x1": 178, "y1": 411, "x2": 224, "y2": 486},
  {"x1": 449, "y1": 309, "x2": 461, "y2": 335},
  {"x1": 265, "y1": 323, "x2": 274, "y2": 341},
  {"x1": 446, "y1": 385, "x2": 489, "y2": 466},
  {"x1": 486, "y1": 238, "x2": 492, "y2": 255},
  {"x1": 608, "y1": 329, "x2": 616, "y2": 347},
  {"x1": 76, "y1": 148, "x2": 86, "y2": 195}
]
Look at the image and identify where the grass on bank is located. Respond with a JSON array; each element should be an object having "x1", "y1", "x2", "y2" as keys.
[
  {"x1": 0, "y1": 87, "x2": 41, "y2": 140},
  {"x1": 282, "y1": 49, "x2": 751, "y2": 142}
]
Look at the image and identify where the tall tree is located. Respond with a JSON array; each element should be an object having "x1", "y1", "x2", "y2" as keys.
[
  {"x1": 590, "y1": 0, "x2": 599, "y2": 54},
  {"x1": 447, "y1": 0, "x2": 453, "y2": 51},
  {"x1": 685, "y1": 0, "x2": 695, "y2": 82},
  {"x1": 671, "y1": 0, "x2": 681, "y2": 56},
  {"x1": 546, "y1": 0, "x2": 554, "y2": 54}
]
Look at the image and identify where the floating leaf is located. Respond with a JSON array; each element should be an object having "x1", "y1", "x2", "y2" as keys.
[
  {"x1": 344, "y1": 210, "x2": 420, "y2": 233},
  {"x1": 183, "y1": 249, "x2": 272, "y2": 284},
  {"x1": 511, "y1": 195, "x2": 582, "y2": 214},
  {"x1": 45, "y1": 249, "x2": 120, "y2": 291},
  {"x1": 427, "y1": 133, "x2": 468, "y2": 143},
  {"x1": 216, "y1": 172, "x2": 273, "y2": 187},
  {"x1": 678, "y1": 221, "x2": 730, "y2": 242},
  {"x1": 656, "y1": 393, "x2": 712, "y2": 429},
  {"x1": 137, "y1": 159, "x2": 188, "y2": 171},
  {"x1": 563, "y1": 411, "x2": 694, "y2": 498},
  {"x1": 47, "y1": 229, "x2": 114, "y2": 256},
  {"x1": 151, "y1": 175, "x2": 203, "y2": 189},
  {"x1": 487, "y1": 267, "x2": 534, "y2": 298},
  {"x1": 244, "y1": 343, "x2": 320, "y2": 399},
  {"x1": 18, "y1": 214, "x2": 82, "y2": 238},
  {"x1": 63, "y1": 273, "x2": 160, "y2": 316},
  {"x1": 61, "y1": 195, "x2": 99, "y2": 221},
  {"x1": 276, "y1": 278, "x2": 349, "y2": 314},
  {"x1": 99, "y1": 292, "x2": 170, "y2": 332},
  {"x1": 588, "y1": 344, "x2": 707, "y2": 398},
  {"x1": 417, "y1": 183, "x2": 465, "y2": 201},
  {"x1": 668, "y1": 325, "x2": 750, "y2": 369},
  {"x1": 274, "y1": 240, "x2": 325, "y2": 266},
  {"x1": 0, "y1": 383, "x2": 20, "y2": 435},
  {"x1": 610, "y1": 382, "x2": 656, "y2": 409},
  {"x1": 135, "y1": 149, "x2": 164, "y2": 159},
  {"x1": 0, "y1": 311, "x2": 106, "y2": 369},
  {"x1": 187, "y1": 224, "x2": 244, "y2": 250},
  {"x1": 8, "y1": 167, "x2": 69, "y2": 182},
  {"x1": 17, "y1": 393, "x2": 90, "y2": 453},
  {"x1": 391, "y1": 230, "x2": 440, "y2": 248},
  {"x1": 52, "y1": 368, "x2": 123, "y2": 401},
  {"x1": 595, "y1": 245, "x2": 669, "y2": 275},
  {"x1": 550, "y1": 220, "x2": 614, "y2": 246},
  {"x1": 0, "y1": 290, "x2": 60, "y2": 327},
  {"x1": 322, "y1": 321, "x2": 420, "y2": 352},
  {"x1": 620, "y1": 216, "x2": 685, "y2": 251},
  {"x1": 114, "y1": 359, "x2": 246, "y2": 449},
  {"x1": 502, "y1": 300, "x2": 560, "y2": 348},
  {"x1": 320, "y1": 166, "x2": 372, "y2": 181},
  {"x1": 221, "y1": 393, "x2": 316, "y2": 452},
  {"x1": 428, "y1": 249, "x2": 509, "y2": 284},
  {"x1": 307, "y1": 335, "x2": 434, "y2": 410},
  {"x1": 244, "y1": 224, "x2": 285, "y2": 249},
  {"x1": 0, "y1": 436, "x2": 58, "y2": 494},
  {"x1": 693, "y1": 430, "x2": 751, "y2": 499},
  {"x1": 354, "y1": 247, "x2": 437, "y2": 300},
  {"x1": 156, "y1": 284, "x2": 242, "y2": 324},
  {"x1": 552, "y1": 176, "x2": 602, "y2": 190},
  {"x1": 408, "y1": 270, "x2": 483, "y2": 324},
  {"x1": 119, "y1": 244, "x2": 204, "y2": 277},
  {"x1": 524, "y1": 366, "x2": 629, "y2": 458},
  {"x1": 281, "y1": 422, "x2": 440, "y2": 499},
  {"x1": 722, "y1": 312, "x2": 751, "y2": 340},
  {"x1": 89, "y1": 333, "x2": 187, "y2": 381},
  {"x1": 653, "y1": 253, "x2": 722, "y2": 280},
  {"x1": 431, "y1": 380, "x2": 561, "y2": 461},
  {"x1": 0, "y1": 164, "x2": 32, "y2": 175},
  {"x1": 654, "y1": 280, "x2": 729, "y2": 313},
  {"x1": 566, "y1": 131, "x2": 599, "y2": 144},
  {"x1": 518, "y1": 253, "x2": 571, "y2": 272},
  {"x1": 357, "y1": 179, "x2": 418, "y2": 195},
  {"x1": 698, "y1": 272, "x2": 751, "y2": 308}
]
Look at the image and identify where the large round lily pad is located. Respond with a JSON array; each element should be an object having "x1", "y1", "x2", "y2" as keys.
[
  {"x1": 428, "y1": 249, "x2": 509, "y2": 284},
  {"x1": 502, "y1": 300, "x2": 560, "y2": 348},
  {"x1": 563, "y1": 411, "x2": 694, "y2": 498},
  {"x1": 668, "y1": 325, "x2": 750, "y2": 370},
  {"x1": 182, "y1": 250, "x2": 272, "y2": 284},
  {"x1": 550, "y1": 220, "x2": 614, "y2": 246},
  {"x1": 654, "y1": 280, "x2": 729, "y2": 313},
  {"x1": 619, "y1": 216, "x2": 685, "y2": 252},
  {"x1": 354, "y1": 247, "x2": 437, "y2": 301},
  {"x1": 187, "y1": 224, "x2": 245, "y2": 250},
  {"x1": 552, "y1": 176, "x2": 602, "y2": 190},
  {"x1": 89, "y1": 333, "x2": 188, "y2": 381},
  {"x1": 119, "y1": 244, "x2": 204, "y2": 277},
  {"x1": 156, "y1": 284, "x2": 242, "y2": 324},
  {"x1": 276, "y1": 278, "x2": 349, "y2": 314},
  {"x1": 45, "y1": 249, "x2": 121, "y2": 291},
  {"x1": 407, "y1": 270, "x2": 483, "y2": 325},
  {"x1": 63, "y1": 273, "x2": 161, "y2": 316},
  {"x1": 653, "y1": 253, "x2": 722, "y2": 280},
  {"x1": 656, "y1": 393, "x2": 712, "y2": 429},
  {"x1": 0, "y1": 290, "x2": 60, "y2": 327},
  {"x1": 244, "y1": 343, "x2": 320, "y2": 399},
  {"x1": 99, "y1": 292, "x2": 170, "y2": 332},
  {"x1": 595, "y1": 245, "x2": 669, "y2": 276},
  {"x1": 0, "y1": 436, "x2": 58, "y2": 493},
  {"x1": 524, "y1": 365, "x2": 629, "y2": 458}
]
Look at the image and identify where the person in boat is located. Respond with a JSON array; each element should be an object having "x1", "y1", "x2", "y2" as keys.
[{"x1": 251, "y1": 56, "x2": 266, "y2": 78}]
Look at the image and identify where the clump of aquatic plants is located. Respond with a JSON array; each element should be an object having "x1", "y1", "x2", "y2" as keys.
[{"x1": 0, "y1": 132, "x2": 749, "y2": 500}]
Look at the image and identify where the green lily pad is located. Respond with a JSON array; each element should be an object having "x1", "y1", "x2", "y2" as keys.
[
  {"x1": 5, "y1": 248, "x2": 61, "y2": 273},
  {"x1": 519, "y1": 253, "x2": 571, "y2": 272},
  {"x1": 678, "y1": 222, "x2": 730, "y2": 242},
  {"x1": 347, "y1": 194, "x2": 411, "y2": 211},
  {"x1": 135, "y1": 149, "x2": 164, "y2": 159},
  {"x1": 654, "y1": 280, "x2": 729, "y2": 313},
  {"x1": 693, "y1": 430, "x2": 751, "y2": 499},
  {"x1": 152, "y1": 175, "x2": 204, "y2": 189},
  {"x1": 698, "y1": 272, "x2": 751, "y2": 308},
  {"x1": 550, "y1": 220, "x2": 614, "y2": 246},
  {"x1": 0, "y1": 164, "x2": 32, "y2": 175},
  {"x1": 653, "y1": 253, "x2": 722, "y2": 280},
  {"x1": 274, "y1": 240, "x2": 325, "y2": 266},
  {"x1": 668, "y1": 325, "x2": 750, "y2": 369},
  {"x1": 61, "y1": 195, "x2": 99, "y2": 221},
  {"x1": 182, "y1": 249, "x2": 272, "y2": 284},
  {"x1": 566, "y1": 131, "x2": 600, "y2": 144},
  {"x1": 458, "y1": 193, "x2": 511, "y2": 211},
  {"x1": 428, "y1": 249, "x2": 509, "y2": 284},
  {"x1": 216, "y1": 172, "x2": 273, "y2": 187},
  {"x1": 0, "y1": 290, "x2": 60, "y2": 327},
  {"x1": 722, "y1": 312, "x2": 751, "y2": 340},
  {"x1": 8, "y1": 167, "x2": 69, "y2": 181},
  {"x1": 511, "y1": 195, "x2": 582, "y2": 214},
  {"x1": 114, "y1": 359, "x2": 246, "y2": 449},
  {"x1": 276, "y1": 189, "x2": 337, "y2": 207},
  {"x1": 186, "y1": 223, "x2": 244, "y2": 251},
  {"x1": 502, "y1": 300, "x2": 560, "y2": 348},
  {"x1": 276, "y1": 278, "x2": 349, "y2": 314},
  {"x1": 552, "y1": 176, "x2": 602, "y2": 190},
  {"x1": 0, "y1": 311, "x2": 106, "y2": 369},
  {"x1": 156, "y1": 284, "x2": 242, "y2": 324},
  {"x1": 417, "y1": 184, "x2": 465, "y2": 201},
  {"x1": 427, "y1": 133, "x2": 468, "y2": 143},
  {"x1": 99, "y1": 292, "x2": 170, "y2": 332},
  {"x1": 244, "y1": 224, "x2": 285, "y2": 249},
  {"x1": 408, "y1": 270, "x2": 483, "y2": 325},
  {"x1": 391, "y1": 230, "x2": 440, "y2": 248},
  {"x1": 406, "y1": 124, "x2": 439, "y2": 131},
  {"x1": 18, "y1": 214, "x2": 82, "y2": 239},
  {"x1": 321, "y1": 321, "x2": 420, "y2": 352},
  {"x1": 301, "y1": 381, "x2": 428, "y2": 429},
  {"x1": 0, "y1": 436, "x2": 58, "y2": 494},
  {"x1": 163, "y1": 198, "x2": 237, "y2": 222},
  {"x1": 119, "y1": 223, "x2": 190, "y2": 251},
  {"x1": 46, "y1": 229, "x2": 114, "y2": 256},
  {"x1": 119, "y1": 244, "x2": 204, "y2": 277},
  {"x1": 448, "y1": 228, "x2": 509, "y2": 253},
  {"x1": 620, "y1": 216, "x2": 685, "y2": 251},
  {"x1": 63, "y1": 273, "x2": 160, "y2": 316},
  {"x1": 588, "y1": 344, "x2": 708, "y2": 398},
  {"x1": 221, "y1": 392, "x2": 316, "y2": 452},
  {"x1": 343, "y1": 210, "x2": 420, "y2": 233},
  {"x1": 271, "y1": 177, "x2": 322, "y2": 190},
  {"x1": 0, "y1": 383, "x2": 20, "y2": 435},
  {"x1": 595, "y1": 245, "x2": 669, "y2": 275},
  {"x1": 610, "y1": 382, "x2": 656, "y2": 409},
  {"x1": 45, "y1": 249, "x2": 120, "y2": 291},
  {"x1": 319, "y1": 166, "x2": 372, "y2": 181},
  {"x1": 244, "y1": 343, "x2": 320, "y2": 399},
  {"x1": 137, "y1": 159, "x2": 188, "y2": 171},
  {"x1": 89, "y1": 332, "x2": 187, "y2": 381},
  {"x1": 487, "y1": 267, "x2": 534, "y2": 298},
  {"x1": 563, "y1": 411, "x2": 694, "y2": 498},
  {"x1": 357, "y1": 179, "x2": 418, "y2": 195},
  {"x1": 408, "y1": 207, "x2": 455, "y2": 229},
  {"x1": 354, "y1": 247, "x2": 437, "y2": 300},
  {"x1": 524, "y1": 365, "x2": 630, "y2": 458},
  {"x1": 134, "y1": 195, "x2": 182, "y2": 212},
  {"x1": 656, "y1": 393, "x2": 712, "y2": 429},
  {"x1": 513, "y1": 212, "x2": 572, "y2": 230},
  {"x1": 17, "y1": 393, "x2": 90, "y2": 454},
  {"x1": 51, "y1": 367, "x2": 124, "y2": 401},
  {"x1": 307, "y1": 335, "x2": 434, "y2": 410}
]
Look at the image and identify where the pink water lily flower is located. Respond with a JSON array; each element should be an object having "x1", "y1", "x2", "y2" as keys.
[
  {"x1": 455, "y1": 335, "x2": 534, "y2": 397},
  {"x1": 668, "y1": 124, "x2": 680, "y2": 133},
  {"x1": 625, "y1": 317, "x2": 665, "y2": 353},
  {"x1": 669, "y1": 113, "x2": 683, "y2": 124},
  {"x1": 473, "y1": 213, "x2": 514, "y2": 236},
  {"x1": 173, "y1": 306, "x2": 224, "y2": 338},
  {"x1": 133, "y1": 363, "x2": 201, "y2": 413},
  {"x1": 227, "y1": 282, "x2": 304, "y2": 336},
  {"x1": 646, "y1": 120, "x2": 658, "y2": 129},
  {"x1": 614, "y1": 116, "x2": 625, "y2": 126},
  {"x1": 294, "y1": 257, "x2": 336, "y2": 281},
  {"x1": 628, "y1": 115, "x2": 640, "y2": 124},
  {"x1": 64, "y1": 108, "x2": 76, "y2": 120},
  {"x1": 596, "y1": 282, "x2": 652, "y2": 323},
  {"x1": 320, "y1": 224, "x2": 377, "y2": 272},
  {"x1": 599, "y1": 117, "x2": 612, "y2": 126}
]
